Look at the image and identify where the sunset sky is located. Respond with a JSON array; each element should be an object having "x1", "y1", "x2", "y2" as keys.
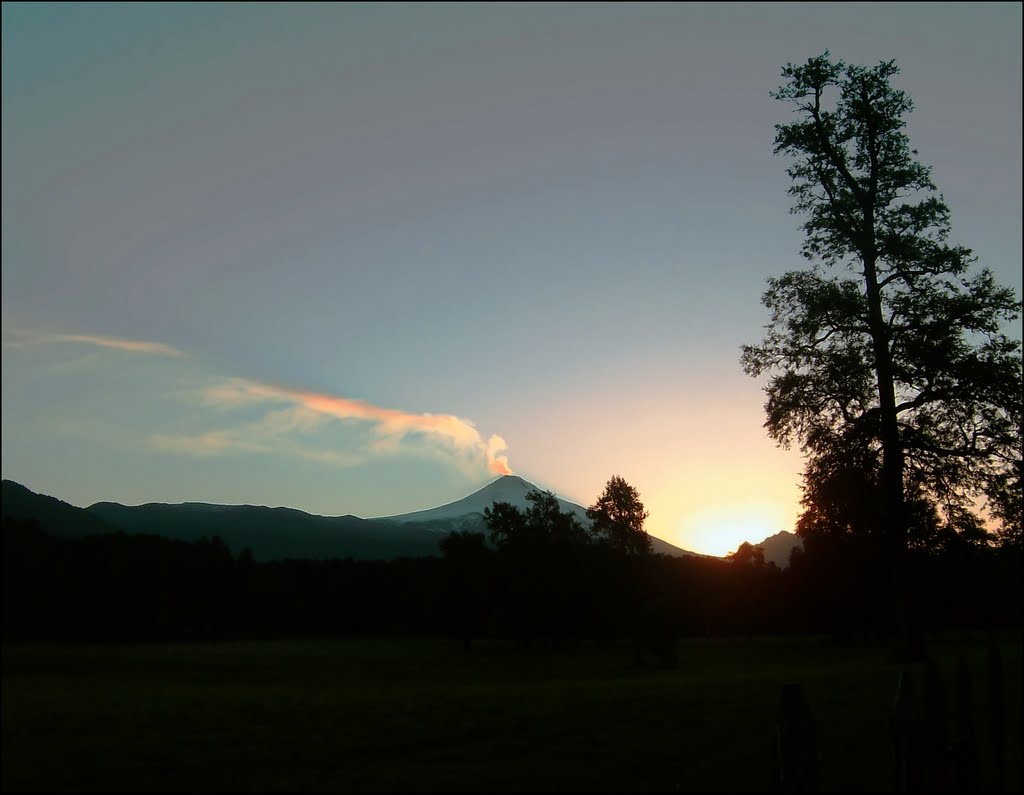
[{"x1": 3, "y1": 3, "x2": 1021, "y2": 556}]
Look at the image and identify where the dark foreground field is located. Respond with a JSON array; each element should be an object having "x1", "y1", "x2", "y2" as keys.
[{"x1": 3, "y1": 634, "x2": 1020, "y2": 792}]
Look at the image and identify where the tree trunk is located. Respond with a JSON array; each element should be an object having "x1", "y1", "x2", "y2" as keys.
[{"x1": 861, "y1": 218, "x2": 914, "y2": 657}]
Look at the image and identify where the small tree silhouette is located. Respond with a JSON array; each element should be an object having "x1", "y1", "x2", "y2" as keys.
[
  {"x1": 587, "y1": 475, "x2": 651, "y2": 556},
  {"x1": 484, "y1": 489, "x2": 588, "y2": 555},
  {"x1": 729, "y1": 541, "x2": 766, "y2": 567}
]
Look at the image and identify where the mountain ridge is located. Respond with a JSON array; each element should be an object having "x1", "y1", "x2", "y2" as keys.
[
  {"x1": 752, "y1": 530, "x2": 803, "y2": 568},
  {"x1": 377, "y1": 474, "x2": 589, "y2": 524},
  {"x1": 2, "y1": 477, "x2": 796, "y2": 563},
  {"x1": 379, "y1": 474, "x2": 693, "y2": 557}
]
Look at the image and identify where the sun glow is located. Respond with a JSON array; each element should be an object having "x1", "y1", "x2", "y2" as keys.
[{"x1": 683, "y1": 502, "x2": 790, "y2": 558}]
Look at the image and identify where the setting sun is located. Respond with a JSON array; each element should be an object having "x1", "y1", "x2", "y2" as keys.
[{"x1": 684, "y1": 502, "x2": 793, "y2": 558}]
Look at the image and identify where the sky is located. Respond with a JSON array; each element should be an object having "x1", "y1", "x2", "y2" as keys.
[{"x1": 3, "y1": 3, "x2": 1021, "y2": 556}]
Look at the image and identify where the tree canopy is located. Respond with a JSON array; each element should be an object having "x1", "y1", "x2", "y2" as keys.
[
  {"x1": 483, "y1": 489, "x2": 589, "y2": 555},
  {"x1": 741, "y1": 52, "x2": 1022, "y2": 551},
  {"x1": 587, "y1": 475, "x2": 651, "y2": 556}
]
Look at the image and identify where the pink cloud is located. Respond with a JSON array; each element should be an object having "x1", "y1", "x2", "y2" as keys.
[
  {"x1": 202, "y1": 377, "x2": 514, "y2": 474},
  {"x1": 149, "y1": 431, "x2": 267, "y2": 456},
  {"x1": 4, "y1": 331, "x2": 185, "y2": 358},
  {"x1": 7, "y1": 328, "x2": 513, "y2": 476}
]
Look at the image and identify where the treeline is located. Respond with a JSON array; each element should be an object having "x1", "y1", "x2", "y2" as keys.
[{"x1": 2, "y1": 516, "x2": 1018, "y2": 646}]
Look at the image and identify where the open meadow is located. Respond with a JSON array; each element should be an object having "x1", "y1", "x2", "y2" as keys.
[{"x1": 3, "y1": 633, "x2": 1020, "y2": 792}]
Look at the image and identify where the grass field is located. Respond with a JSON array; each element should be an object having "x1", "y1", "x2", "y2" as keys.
[{"x1": 3, "y1": 633, "x2": 1020, "y2": 792}]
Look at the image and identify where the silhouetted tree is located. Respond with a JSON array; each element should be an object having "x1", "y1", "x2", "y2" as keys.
[
  {"x1": 741, "y1": 53, "x2": 1022, "y2": 561},
  {"x1": 795, "y1": 451, "x2": 961, "y2": 554},
  {"x1": 438, "y1": 530, "x2": 489, "y2": 558},
  {"x1": 729, "y1": 541, "x2": 766, "y2": 567},
  {"x1": 484, "y1": 490, "x2": 589, "y2": 644},
  {"x1": 482, "y1": 500, "x2": 529, "y2": 551},
  {"x1": 484, "y1": 489, "x2": 588, "y2": 554},
  {"x1": 587, "y1": 475, "x2": 652, "y2": 556}
]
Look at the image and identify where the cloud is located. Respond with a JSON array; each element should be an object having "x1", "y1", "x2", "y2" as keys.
[
  {"x1": 200, "y1": 378, "x2": 289, "y2": 406},
  {"x1": 199, "y1": 377, "x2": 514, "y2": 474},
  {"x1": 4, "y1": 331, "x2": 186, "y2": 358},
  {"x1": 8, "y1": 327, "x2": 514, "y2": 477},
  {"x1": 149, "y1": 430, "x2": 269, "y2": 457},
  {"x1": 246, "y1": 405, "x2": 328, "y2": 436},
  {"x1": 149, "y1": 427, "x2": 365, "y2": 468},
  {"x1": 150, "y1": 405, "x2": 358, "y2": 465}
]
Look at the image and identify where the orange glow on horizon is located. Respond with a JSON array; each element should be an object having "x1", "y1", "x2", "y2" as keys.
[
  {"x1": 507, "y1": 376, "x2": 806, "y2": 557},
  {"x1": 677, "y1": 501, "x2": 793, "y2": 557}
]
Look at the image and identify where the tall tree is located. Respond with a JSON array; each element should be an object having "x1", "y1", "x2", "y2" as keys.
[
  {"x1": 587, "y1": 475, "x2": 652, "y2": 556},
  {"x1": 741, "y1": 53, "x2": 1022, "y2": 557}
]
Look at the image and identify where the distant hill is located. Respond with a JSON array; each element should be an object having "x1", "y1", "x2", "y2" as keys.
[
  {"x1": 1, "y1": 479, "x2": 118, "y2": 537},
  {"x1": 86, "y1": 501, "x2": 447, "y2": 561},
  {"x1": 83, "y1": 476, "x2": 627, "y2": 560},
  {"x1": 379, "y1": 475, "x2": 694, "y2": 558},
  {"x1": 3, "y1": 477, "x2": 747, "y2": 562},
  {"x1": 381, "y1": 475, "x2": 589, "y2": 524},
  {"x1": 754, "y1": 531, "x2": 803, "y2": 568}
]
